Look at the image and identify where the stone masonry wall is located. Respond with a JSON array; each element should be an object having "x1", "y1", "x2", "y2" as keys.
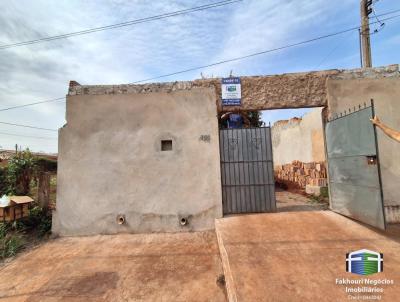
[{"x1": 69, "y1": 65, "x2": 399, "y2": 112}]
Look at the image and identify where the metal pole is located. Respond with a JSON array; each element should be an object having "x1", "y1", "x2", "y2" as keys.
[
  {"x1": 370, "y1": 99, "x2": 386, "y2": 229},
  {"x1": 358, "y1": 29, "x2": 363, "y2": 68}
]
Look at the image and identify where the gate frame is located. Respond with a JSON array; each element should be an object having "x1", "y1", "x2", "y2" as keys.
[
  {"x1": 218, "y1": 125, "x2": 276, "y2": 216},
  {"x1": 323, "y1": 99, "x2": 386, "y2": 229},
  {"x1": 371, "y1": 99, "x2": 387, "y2": 228}
]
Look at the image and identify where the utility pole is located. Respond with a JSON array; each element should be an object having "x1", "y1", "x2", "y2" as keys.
[{"x1": 360, "y1": 0, "x2": 373, "y2": 68}]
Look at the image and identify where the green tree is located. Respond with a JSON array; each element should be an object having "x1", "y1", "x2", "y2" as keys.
[
  {"x1": 7, "y1": 149, "x2": 37, "y2": 195},
  {"x1": 247, "y1": 111, "x2": 265, "y2": 127},
  {"x1": 219, "y1": 111, "x2": 265, "y2": 128}
]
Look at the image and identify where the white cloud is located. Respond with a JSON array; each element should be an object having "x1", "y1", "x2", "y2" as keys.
[
  {"x1": 202, "y1": 0, "x2": 356, "y2": 77},
  {"x1": 0, "y1": 0, "x2": 397, "y2": 152}
]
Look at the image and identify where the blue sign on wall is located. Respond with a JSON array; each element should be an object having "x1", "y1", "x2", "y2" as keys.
[{"x1": 222, "y1": 77, "x2": 241, "y2": 106}]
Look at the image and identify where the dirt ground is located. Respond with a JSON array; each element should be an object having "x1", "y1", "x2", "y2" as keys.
[
  {"x1": 0, "y1": 231, "x2": 226, "y2": 302},
  {"x1": 276, "y1": 188, "x2": 328, "y2": 212},
  {"x1": 216, "y1": 211, "x2": 400, "y2": 302}
]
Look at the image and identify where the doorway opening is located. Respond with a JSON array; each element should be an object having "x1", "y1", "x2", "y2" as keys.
[
  {"x1": 261, "y1": 107, "x2": 329, "y2": 213},
  {"x1": 217, "y1": 102, "x2": 385, "y2": 230}
]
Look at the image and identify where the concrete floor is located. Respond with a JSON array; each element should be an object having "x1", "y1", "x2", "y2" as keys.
[
  {"x1": 216, "y1": 211, "x2": 400, "y2": 302},
  {"x1": 276, "y1": 188, "x2": 328, "y2": 212},
  {"x1": 0, "y1": 231, "x2": 226, "y2": 302}
]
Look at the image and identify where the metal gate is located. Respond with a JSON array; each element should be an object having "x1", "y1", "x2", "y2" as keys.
[
  {"x1": 325, "y1": 101, "x2": 386, "y2": 230},
  {"x1": 219, "y1": 127, "x2": 276, "y2": 215}
]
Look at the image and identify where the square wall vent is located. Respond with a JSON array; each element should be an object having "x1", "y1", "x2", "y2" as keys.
[{"x1": 161, "y1": 140, "x2": 173, "y2": 151}]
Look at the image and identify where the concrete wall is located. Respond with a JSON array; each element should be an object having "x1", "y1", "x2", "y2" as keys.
[
  {"x1": 327, "y1": 76, "x2": 400, "y2": 223},
  {"x1": 54, "y1": 64, "x2": 399, "y2": 235},
  {"x1": 52, "y1": 87, "x2": 222, "y2": 236},
  {"x1": 272, "y1": 108, "x2": 325, "y2": 165}
]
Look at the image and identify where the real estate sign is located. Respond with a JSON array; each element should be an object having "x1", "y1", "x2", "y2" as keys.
[{"x1": 221, "y1": 77, "x2": 241, "y2": 106}]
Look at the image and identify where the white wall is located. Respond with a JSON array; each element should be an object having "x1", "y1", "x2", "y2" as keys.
[{"x1": 272, "y1": 108, "x2": 324, "y2": 166}]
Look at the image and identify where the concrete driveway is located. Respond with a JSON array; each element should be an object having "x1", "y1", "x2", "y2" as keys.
[
  {"x1": 0, "y1": 231, "x2": 226, "y2": 302},
  {"x1": 2, "y1": 212, "x2": 399, "y2": 302},
  {"x1": 216, "y1": 211, "x2": 400, "y2": 302}
]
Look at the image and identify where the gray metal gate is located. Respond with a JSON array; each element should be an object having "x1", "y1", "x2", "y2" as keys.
[
  {"x1": 219, "y1": 127, "x2": 276, "y2": 215},
  {"x1": 325, "y1": 101, "x2": 386, "y2": 230}
]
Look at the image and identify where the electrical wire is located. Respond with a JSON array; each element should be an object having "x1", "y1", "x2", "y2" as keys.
[
  {"x1": 0, "y1": 121, "x2": 58, "y2": 132},
  {"x1": 0, "y1": 97, "x2": 65, "y2": 112},
  {"x1": 370, "y1": 7, "x2": 386, "y2": 35},
  {"x1": 2, "y1": 11, "x2": 400, "y2": 112},
  {"x1": 129, "y1": 13, "x2": 400, "y2": 84},
  {"x1": 0, "y1": 0, "x2": 241, "y2": 50},
  {"x1": 0, "y1": 131, "x2": 57, "y2": 140},
  {"x1": 372, "y1": 8, "x2": 400, "y2": 18},
  {"x1": 314, "y1": 31, "x2": 355, "y2": 69}
]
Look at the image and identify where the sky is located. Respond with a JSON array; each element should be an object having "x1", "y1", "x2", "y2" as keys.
[{"x1": 0, "y1": 0, "x2": 399, "y2": 153}]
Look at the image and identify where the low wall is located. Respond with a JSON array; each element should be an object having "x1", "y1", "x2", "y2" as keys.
[{"x1": 52, "y1": 87, "x2": 222, "y2": 236}]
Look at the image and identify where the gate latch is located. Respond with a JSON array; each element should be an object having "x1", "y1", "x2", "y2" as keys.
[{"x1": 366, "y1": 155, "x2": 377, "y2": 165}]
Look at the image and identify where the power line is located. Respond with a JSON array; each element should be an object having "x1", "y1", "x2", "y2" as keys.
[
  {"x1": 0, "y1": 121, "x2": 58, "y2": 132},
  {"x1": 369, "y1": 5, "x2": 387, "y2": 35},
  {"x1": 314, "y1": 7, "x2": 400, "y2": 69},
  {"x1": 2, "y1": 11, "x2": 400, "y2": 112},
  {"x1": 0, "y1": 97, "x2": 65, "y2": 112},
  {"x1": 314, "y1": 31, "x2": 355, "y2": 69},
  {"x1": 371, "y1": 8, "x2": 400, "y2": 18},
  {"x1": 319, "y1": 6, "x2": 398, "y2": 68},
  {"x1": 0, "y1": 0, "x2": 241, "y2": 50},
  {"x1": 0, "y1": 131, "x2": 57, "y2": 140},
  {"x1": 130, "y1": 13, "x2": 400, "y2": 84}
]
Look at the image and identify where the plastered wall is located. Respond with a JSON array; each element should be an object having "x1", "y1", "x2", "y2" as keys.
[
  {"x1": 272, "y1": 108, "x2": 325, "y2": 166},
  {"x1": 54, "y1": 65, "x2": 400, "y2": 235},
  {"x1": 52, "y1": 87, "x2": 222, "y2": 236}
]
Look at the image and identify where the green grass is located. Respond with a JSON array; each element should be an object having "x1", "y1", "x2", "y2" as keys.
[
  {"x1": 0, "y1": 206, "x2": 52, "y2": 261},
  {"x1": 308, "y1": 188, "x2": 329, "y2": 205},
  {"x1": 0, "y1": 223, "x2": 26, "y2": 259},
  {"x1": 320, "y1": 187, "x2": 329, "y2": 199}
]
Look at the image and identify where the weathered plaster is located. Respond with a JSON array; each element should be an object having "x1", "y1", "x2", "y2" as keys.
[
  {"x1": 272, "y1": 108, "x2": 324, "y2": 166},
  {"x1": 53, "y1": 87, "x2": 222, "y2": 236},
  {"x1": 56, "y1": 64, "x2": 400, "y2": 235}
]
